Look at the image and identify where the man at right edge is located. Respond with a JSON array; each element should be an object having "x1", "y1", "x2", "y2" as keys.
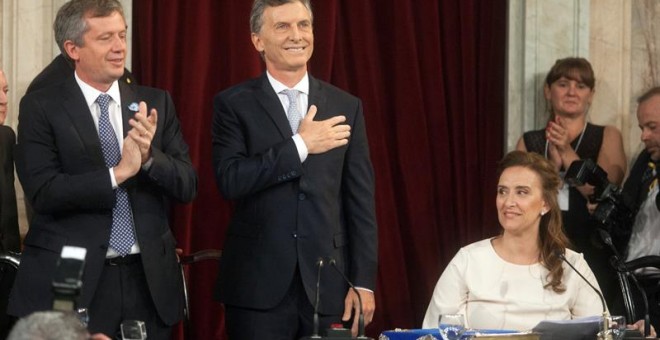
[
  {"x1": 211, "y1": 0, "x2": 378, "y2": 338},
  {"x1": 616, "y1": 86, "x2": 660, "y2": 332}
]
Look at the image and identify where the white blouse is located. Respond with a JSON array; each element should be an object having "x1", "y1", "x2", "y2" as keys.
[{"x1": 422, "y1": 238, "x2": 604, "y2": 331}]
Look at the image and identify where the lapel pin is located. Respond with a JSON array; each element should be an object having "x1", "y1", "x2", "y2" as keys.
[{"x1": 128, "y1": 102, "x2": 139, "y2": 112}]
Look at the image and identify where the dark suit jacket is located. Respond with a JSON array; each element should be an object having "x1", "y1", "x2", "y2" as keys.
[
  {"x1": 616, "y1": 150, "x2": 654, "y2": 253},
  {"x1": 0, "y1": 126, "x2": 20, "y2": 252},
  {"x1": 212, "y1": 73, "x2": 378, "y2": 314},
  {"x1": 23, "y1": 55, "x2": 137, "y2": 225},
  {"x1": 8, "y1": 77, "x2": 197, "y2": 326}
]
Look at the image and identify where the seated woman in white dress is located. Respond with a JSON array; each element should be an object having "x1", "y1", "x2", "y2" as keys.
[{"x1": 422, "y1": 151, "x2": 604, "y2": 331}]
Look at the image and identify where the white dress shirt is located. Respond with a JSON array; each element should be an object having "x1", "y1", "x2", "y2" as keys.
[
  {"x1": 267, "y1": 71, "x2": 310, "y2": 162},
  {"x1": 74, "y1": 72, "x2": 124, "y2": 188},
  {"x1": 74, "y1": 72, "x2": 140, "y2": 256},
  {"x1": 625, "y1": 184, "x2": 660, "y2": 274}
]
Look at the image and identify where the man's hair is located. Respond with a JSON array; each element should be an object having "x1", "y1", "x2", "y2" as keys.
[
  {"x1": 637, "y1": 86, "x2": 660, "y2": 104},
  {"x1": 54, "y1": 0, "x2": 125, "y2": 60},
  {"x1": 250, "y1": 0, "x2": 313, "y2": 34},
  {"x1": 7, "y1": 311, "x2": 89, "y2": 340}
]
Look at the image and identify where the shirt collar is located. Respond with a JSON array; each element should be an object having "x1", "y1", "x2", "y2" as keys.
[
  {"x1": 267, "y1": 71, "x2": 309, "y2": 96},
  {"x1": 74, "y1": 71, "x2": 121, "y2": 107}
]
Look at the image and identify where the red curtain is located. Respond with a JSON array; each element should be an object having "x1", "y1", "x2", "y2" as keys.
[{"x1": 132, "y1": 1, "x2": 507, "y2": 338}]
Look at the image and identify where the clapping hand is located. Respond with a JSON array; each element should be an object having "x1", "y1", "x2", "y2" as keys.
[{"x1": 128, "y1": 101, "x2": 157, "y2": 164}]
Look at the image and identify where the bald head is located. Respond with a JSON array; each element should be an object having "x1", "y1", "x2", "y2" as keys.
[
  {"x1": 637, "y1": 88, "x2": 660, "y2": 161},
  {"x1": 0, "y1": 69, "x2": 8, "y2": 125}
]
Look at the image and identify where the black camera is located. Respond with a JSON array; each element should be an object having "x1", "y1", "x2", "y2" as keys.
[
  {"x1": 564, "y1": 159, "x2": 633, "y2": 237},
  {"x1": 52, "y1": 246, "x2": 86, "y2": 312}
]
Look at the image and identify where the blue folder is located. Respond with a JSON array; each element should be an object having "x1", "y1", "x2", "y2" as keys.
[{"x1": 379, "y1": 328, "x2": 522, "y2": 340}]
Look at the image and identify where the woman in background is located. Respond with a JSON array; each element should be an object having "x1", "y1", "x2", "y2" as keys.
[{"x1": 516, "y1": 57, "x2": 627, "y2": 310}]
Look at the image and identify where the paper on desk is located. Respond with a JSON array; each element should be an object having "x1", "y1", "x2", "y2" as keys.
[
  {"x1": 531, "y1": 316, "x2": 601, "y2": 340},
  {"x1": 532, "y1": 315, "x2": 601, "y2": 325}
]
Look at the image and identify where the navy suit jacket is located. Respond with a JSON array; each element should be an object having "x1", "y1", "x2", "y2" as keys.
[
  {"x1": 212, "y1": 73, "x2": 378, "y2": 314},
  {"x1": 9, "y1": 76, "x2": 197, "y2": 326}
]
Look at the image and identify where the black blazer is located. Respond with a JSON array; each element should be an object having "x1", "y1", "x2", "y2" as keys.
[
  {"x1": 0, "y1": 126, "x2": 19, "y2": 252},
  {"x1": 8, "y1": 77, "x2": 197, "y2": 326},
  {"x1": 616, "y1": 150, "x2": 654, "y2": 252},
  {"x1": 212, "y1": 73, "x2": 378, "y2": 314}
]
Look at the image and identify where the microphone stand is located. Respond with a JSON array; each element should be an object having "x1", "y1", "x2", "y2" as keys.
[
  {"x1": 329, "y1": 258, "x2": 372, "y2": 340},
  {"x1": 598, "y1": 229, "x2": 651, "y2": 338},
  {"x1": 310, "y1": 258, "x2": 324, "y2": 339},
  {"x1": 555, "y1": 250, "x2": 611, "y2": 339}
]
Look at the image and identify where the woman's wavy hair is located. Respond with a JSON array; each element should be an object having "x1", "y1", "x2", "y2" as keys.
[{"x1": 497, "y1": 151, "x2": 570, "y2": 293}]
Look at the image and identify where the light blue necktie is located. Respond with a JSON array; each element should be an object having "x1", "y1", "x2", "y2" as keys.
[
  {"x1": 97, "y1": 94, "x2": 136, "y2": 256},
  {"x1": 282, "y1": 89, "x2": 302, "y2": 133}
]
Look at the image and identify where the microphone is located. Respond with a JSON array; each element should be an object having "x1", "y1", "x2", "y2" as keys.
[
  {"x1": 311, "y1": 258, "x2": 324, "y2": 339},
  {"x1": 328, "y1": 258, "x2": 373, "y2": 340},
  {"x1": 651, "y1": 162, "x2": 660, "y2": 211},
  {"x1": 599, "y1": 229, "x2": 651, "y2": 338},
  {"x1": 554, "y1": 249, "x2": 610, "y2": 339}
]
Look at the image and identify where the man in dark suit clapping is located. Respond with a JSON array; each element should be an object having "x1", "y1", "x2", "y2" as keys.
[
  {"x1": 212, "y1": 0, "x2": 378, "y2": 338},
  {"x1": 8, "y1": 1, "x2": 197, "y2": 339}
]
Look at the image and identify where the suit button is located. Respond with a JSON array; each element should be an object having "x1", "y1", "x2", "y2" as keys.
[
  {"x1": 298, "y1": 193, "x2": 306, "y2": 200},
  {"x1": 292, "y1": 232, "x2": 298, "y2": 238}
]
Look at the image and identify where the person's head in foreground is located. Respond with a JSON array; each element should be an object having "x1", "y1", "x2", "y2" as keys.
[{"x1": 7, "y1": 311, "x2": 110, "y2": 340}]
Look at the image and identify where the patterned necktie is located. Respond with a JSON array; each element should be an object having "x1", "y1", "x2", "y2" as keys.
[
  {"x1": 648, "y1": 162, "x2": 657, "y2": 192},
  {"x1": 641, "y1": 162, "x2": 657, "y2": 193},
  {"x1": 282, "y1": 89, "x2": 302, "y2": 133},
  {"x1": 97, "y1": 94, "x2": 136, "y2": 256}
]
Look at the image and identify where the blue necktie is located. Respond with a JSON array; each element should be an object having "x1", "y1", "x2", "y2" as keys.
[
  {"x1": 282, "y1": 89, "x2": 302, "y2": 133},
  {"x1": 97, "y1": 94, "x2": 136, "y2": 256}
]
